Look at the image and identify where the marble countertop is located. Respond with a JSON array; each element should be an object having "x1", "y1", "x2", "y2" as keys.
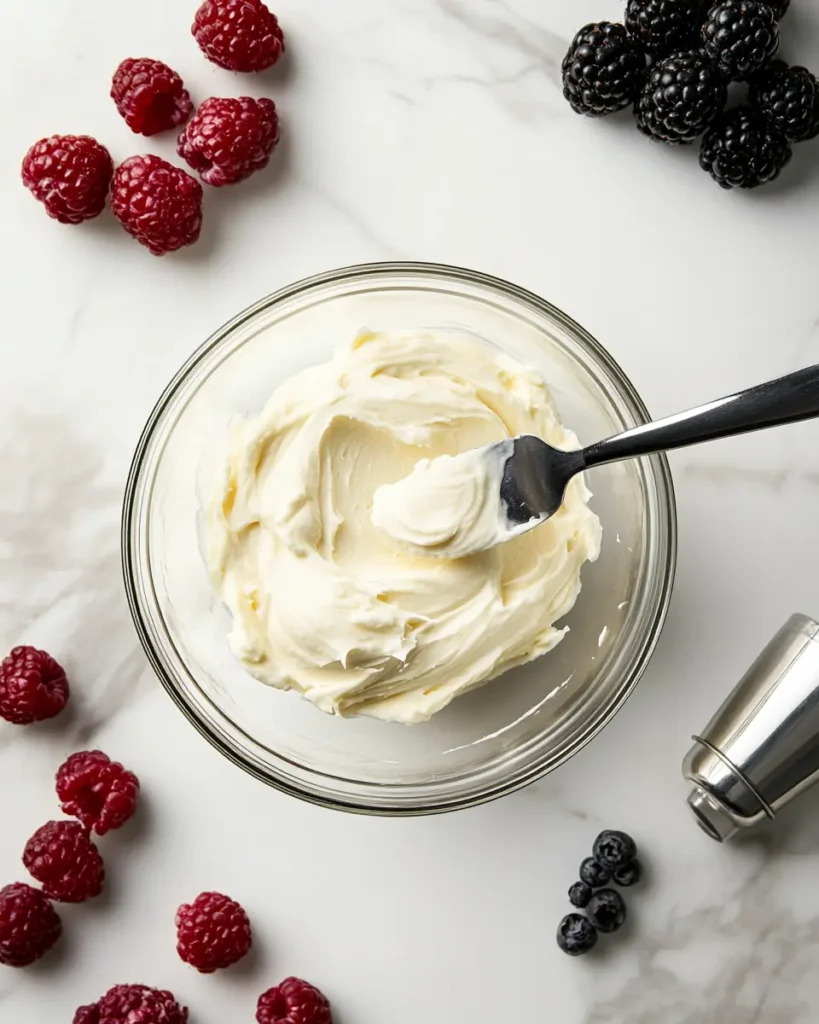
[{"x1": 3, "y1": 0, "x2": 819, "y2": 1020}]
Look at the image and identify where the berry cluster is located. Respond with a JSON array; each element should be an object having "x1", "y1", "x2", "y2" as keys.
[
  {"x1": 0, "y1": 750, "x2": 139, "y2": 968},
  {"x1": 556, "y1": 830, "x2": 641, "y2": 956},
  {"x1": 21, "y1": 0, "x2": 285, "y2": 255},
  {"x1": 562, "y1": 1, "x2": 818, "y2": 189}
]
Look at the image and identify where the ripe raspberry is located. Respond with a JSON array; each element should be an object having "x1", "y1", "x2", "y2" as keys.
[
  {"x1": 21, "y1": 135, "x2": 113, "y2": 225},
  {"x1": 0, "y1": 882, "x2": 62, "y2": 967},
  {"x1": 23, "y1": 821, "x2": 104, "y2": 903},
  {"x1": 177, "y1": 96, "x2": 279, "y2": 186},
  {"x1": 193, "y1": 0, "x2": 285, "y2": 72},
  {"x1": 112, "y1": 58, "x2": 194, "y2": 137},
  {"x1": 73, "y1": 984, "x2": 189, "y2": 1024},
  {"x1": 56, "y1": 750, "x2": 140, "y2": 836},
  {"x1": 111, "y1": 155, "x2": 203, "y2": 256},
  {"x1": 0, "y1": 645, "x2": 69, "y2": 725},
  {"x1": 256, "y1": 978, "x2": 332, "y2": 1024},
  {"x1": 175, "y1": 891, "x2": 252, "y2": 973}
]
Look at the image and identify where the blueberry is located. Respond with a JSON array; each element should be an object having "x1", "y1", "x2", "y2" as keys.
[
  {"x1": 568, "y1": 881, "x2": 593, "y2": 908},
  {"x1": 612, "y1": 859, "x2": 642, "y2": 887},
  {"x1": 592, "y1": 830, "x2": 637, "y2": 871},
  {"x1": 586, "y1": 889, "x2": 627, "y2": 933},
  {"x1": 579, "y1": 857, "x2": 610, "y2": 888},
  {"x1": 557, "y1": 913, "x2": 598, "y2": 956}
]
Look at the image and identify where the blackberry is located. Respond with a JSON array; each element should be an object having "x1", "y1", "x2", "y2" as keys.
[
  {"x1": 592, "y1": 830, "x2": 637, "y2": 871},
  {"x1": 562, "y1": 22, "x2": 646, "y2": 116},
  {"x1": 749, "y1": 60, "x2": 819, "y2": 141},
  {"x1": 586, "y1": 889, "x2": 627, "y2": 933},
  {"x1": 762, "y1": 0, "x2": 789, "y2": 17},
  {"x1": 557, "y1": 914, "x2": 598, "y2": 956},
  {"x1": 625, "y1": 0, "x2": 707, "y2": 58},
  {"x1": 579, "y1": 857, "x2": 610, "y2": 888},
  {"x1": 700, "y1": 104, "x2": 791, "y2": 187},
  {"x1": 568, "y1": 881, "x2": 593, "y2": 908},
  {"x1": 635, "y1": 50, "x2": 727, "y2": 143},
  {"x1": 702, "y1": 1, "x2": 779, "y2": 81},
  {"x1": 612, "y1": 859, "x2": 643, "y2": 887}
]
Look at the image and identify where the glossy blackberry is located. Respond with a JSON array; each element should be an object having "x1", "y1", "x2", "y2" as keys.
[
  {"x1": 625, "y1": 0, "x2": 707, "y2": 58},
  {"x1": 562, "y1": 22, "x2": 646, "y2": 116},
  {"x1": 592, "y1": 830, "x2": 637, "y2": 871},
  {"x1": 557, "y1": 913, "x2": 598, "y2": 956},
  {"x1": 568, "y1": 881, "x2": 593, "y2": 908},
  {"x1": 579, "y1": 857, "x2": 610, "y2": 888},
  {"x1": 700, "y1": 104, "x2": 791, "y2": 187},
  {"x1": 635, "y1": 50, "x2": 727, "y2": 143},
  {"x1": 749, "y1": 60, "x2": 819, "y2": 141},
  {"x1": 586, "y1": 889, "x2": 627, "y2": 933},
  {"x1": 612, "y1": 859, "x2": 643, "y2": 887},
  {"x1": 702, "y1": 1, "x2": 779, "y2": 82}
]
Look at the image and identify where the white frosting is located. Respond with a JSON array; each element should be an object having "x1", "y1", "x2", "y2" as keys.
[{"x1": 204, "y1": 329, "x2": 602, "y2": 724}]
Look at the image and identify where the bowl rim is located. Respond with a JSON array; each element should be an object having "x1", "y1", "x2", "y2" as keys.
[{"x1": 121, "y1": 260, "x2": 678, "y2": 815}]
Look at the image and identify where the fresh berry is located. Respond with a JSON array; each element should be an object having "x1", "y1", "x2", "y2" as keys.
[
  {"x1": 256, "y1": 977, "x2": 333, "y2": 1024},
  {"x1": 74, "y1": 984, "x2": 189, "y2": 1024},
  {"x1": 111, "y1": 59, "x2": 194, "y2": 137},
  {"x1": 592, "y1": 830, "x2": 637, "y2": 871},
  {"x1": 612, "y1": 859, "x2": 643, "y2": 887},
  {"x1": 635, "y1": 50, "x2": 727, "y2": 144},
  {"x1": 0, "y1": 882, "x2": 62, "y2": 967},
  {"x1": 177, "y1": 96, "x2": 280, "y2": 187},
  {"x1": 175, "y1": 891, "x2": 252, "y2": 973},
  {"x1": 749, "y1": 60, "x2": 819, "y2": 142},
  {"x1": 625, "y1": 0, "x2": 708, "y2": 58},
  {"x1": 23, "y1": 820, "x2": 104, "y2": 903},
  {"x1": 556, "y1": 913, "x2": 598, "y2": 956},
  {"x1": 586, "y1": 888, "x2": 627, "y2": 933},
  {"x1": 762, "y1": 0, "x2": 789, "y2": 17},
  {"x1": 111, "y1": 155, "x2": 203, "y2": 256},
  {"x1": 562, "y1": 22, "x2": 646, "y2": 117},
  {"x1": 702, "y1": 0, "x2": 779, "y2": 82},
  {"x1": 579, "y1": 857, "x2": 610, "y2": 888},
  {"x1": 56, "y1": 750, "x2": 140, "y2": 835},
  {"x1": 700, "y1": 104, "x2": 791, "y2": 187},
  {"x1": 0, "y1": 645, "x2": 69, "y2": 725},
  {"x1": 568, "y1": 881, "x2": 592, "y2": 908},
  {"x1": 21, "y1": 136, "x2": 113, "y2": 226},
  {"x1": 192, "y1": 0, "x2": 285, "y2": 73}
]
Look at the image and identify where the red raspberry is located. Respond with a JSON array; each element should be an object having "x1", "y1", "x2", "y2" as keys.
[
  {"x1": 111, "y1": 58, "x2": 194, "y2": 137},
  {"x1": 0, "y1": 882, "x2": 62, "y2": 967},
  {"x1": 23, "y1": 820, "x2": 105, "y2": 903},
  {"x1": 56, "y1": 750, "x2": 140, "y2": 836},
  {"x1": 0, "y1": 645, "x2": 69, "y2": 725},
  {"x1": 21, "y1": 135, "x2": 113, "y2": 225},
  {"x1": 192, "y1": 0, "x2": 285, "y2": 72},
  {"x1": 73, "y1": 984, "x2": 189, "y2": 1024},
  {"x1": 175, "y1": 891, "x2": 252, "y2": 972},
  {"x1": 256, "y1": 978, "x2": 332, "y2": 1024},
  {"x1": 111, "y1": 155, "x2": 203, "y2": 256},
  {"x1": 177, "y1": 96, "x2": 279, "y2": 186}
]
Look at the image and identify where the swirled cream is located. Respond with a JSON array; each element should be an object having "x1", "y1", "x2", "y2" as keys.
[{"x1": 204, "y1": 329, "x2": 602, "y2": 724}]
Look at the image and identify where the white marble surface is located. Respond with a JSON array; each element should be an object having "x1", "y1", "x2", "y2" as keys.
[{"x1": 3, "y1": 0, "x2": 819, "y2": 1020}]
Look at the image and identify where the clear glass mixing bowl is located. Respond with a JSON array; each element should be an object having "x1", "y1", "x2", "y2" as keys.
[{"x1": 122, "y1": 263, "x2": 677, "y2": 814}]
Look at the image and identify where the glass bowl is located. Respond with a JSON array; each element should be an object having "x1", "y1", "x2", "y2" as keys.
[{"x1": 122, "y1": 263, "x2": 676, "y2": 815}]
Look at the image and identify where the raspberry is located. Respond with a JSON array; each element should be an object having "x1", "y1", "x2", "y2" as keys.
[
  {"x1": 0, "y1": 882, "x2": 62, "y2": 967},
  {"x1": 256, "y1": 978, "x2": 333, "y2": 1024},
  {"x1": 21, "y1": 135, "x2": 113, "y2": 225},
  {"x1": 0, "y1": 645, "x2": 69, "y2": 725},
  {"x1": 177, "y1": 96, "x2": 280, "y2": 187},
  {"x1": 56, "y1": 750, "x2": 140, "y2": 835},
  {"x1": 193, "y1": 0, "x2": 285, "y2": 73},
  {"x1": 112, "y1": 58, "x2": 194, "y2": 137},
  {"x1": 74, "y1": 984, "x2": 189, "y2": 1024},
  {"x1": 175, "y1": 891, "x2": 252, "y2": 973},
  {"x1": 23, "y1": 821, "x2": 104, "y2": 903},
  {"x1": 111, "y1": 155, "x2": 203, "y2": 256}
]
